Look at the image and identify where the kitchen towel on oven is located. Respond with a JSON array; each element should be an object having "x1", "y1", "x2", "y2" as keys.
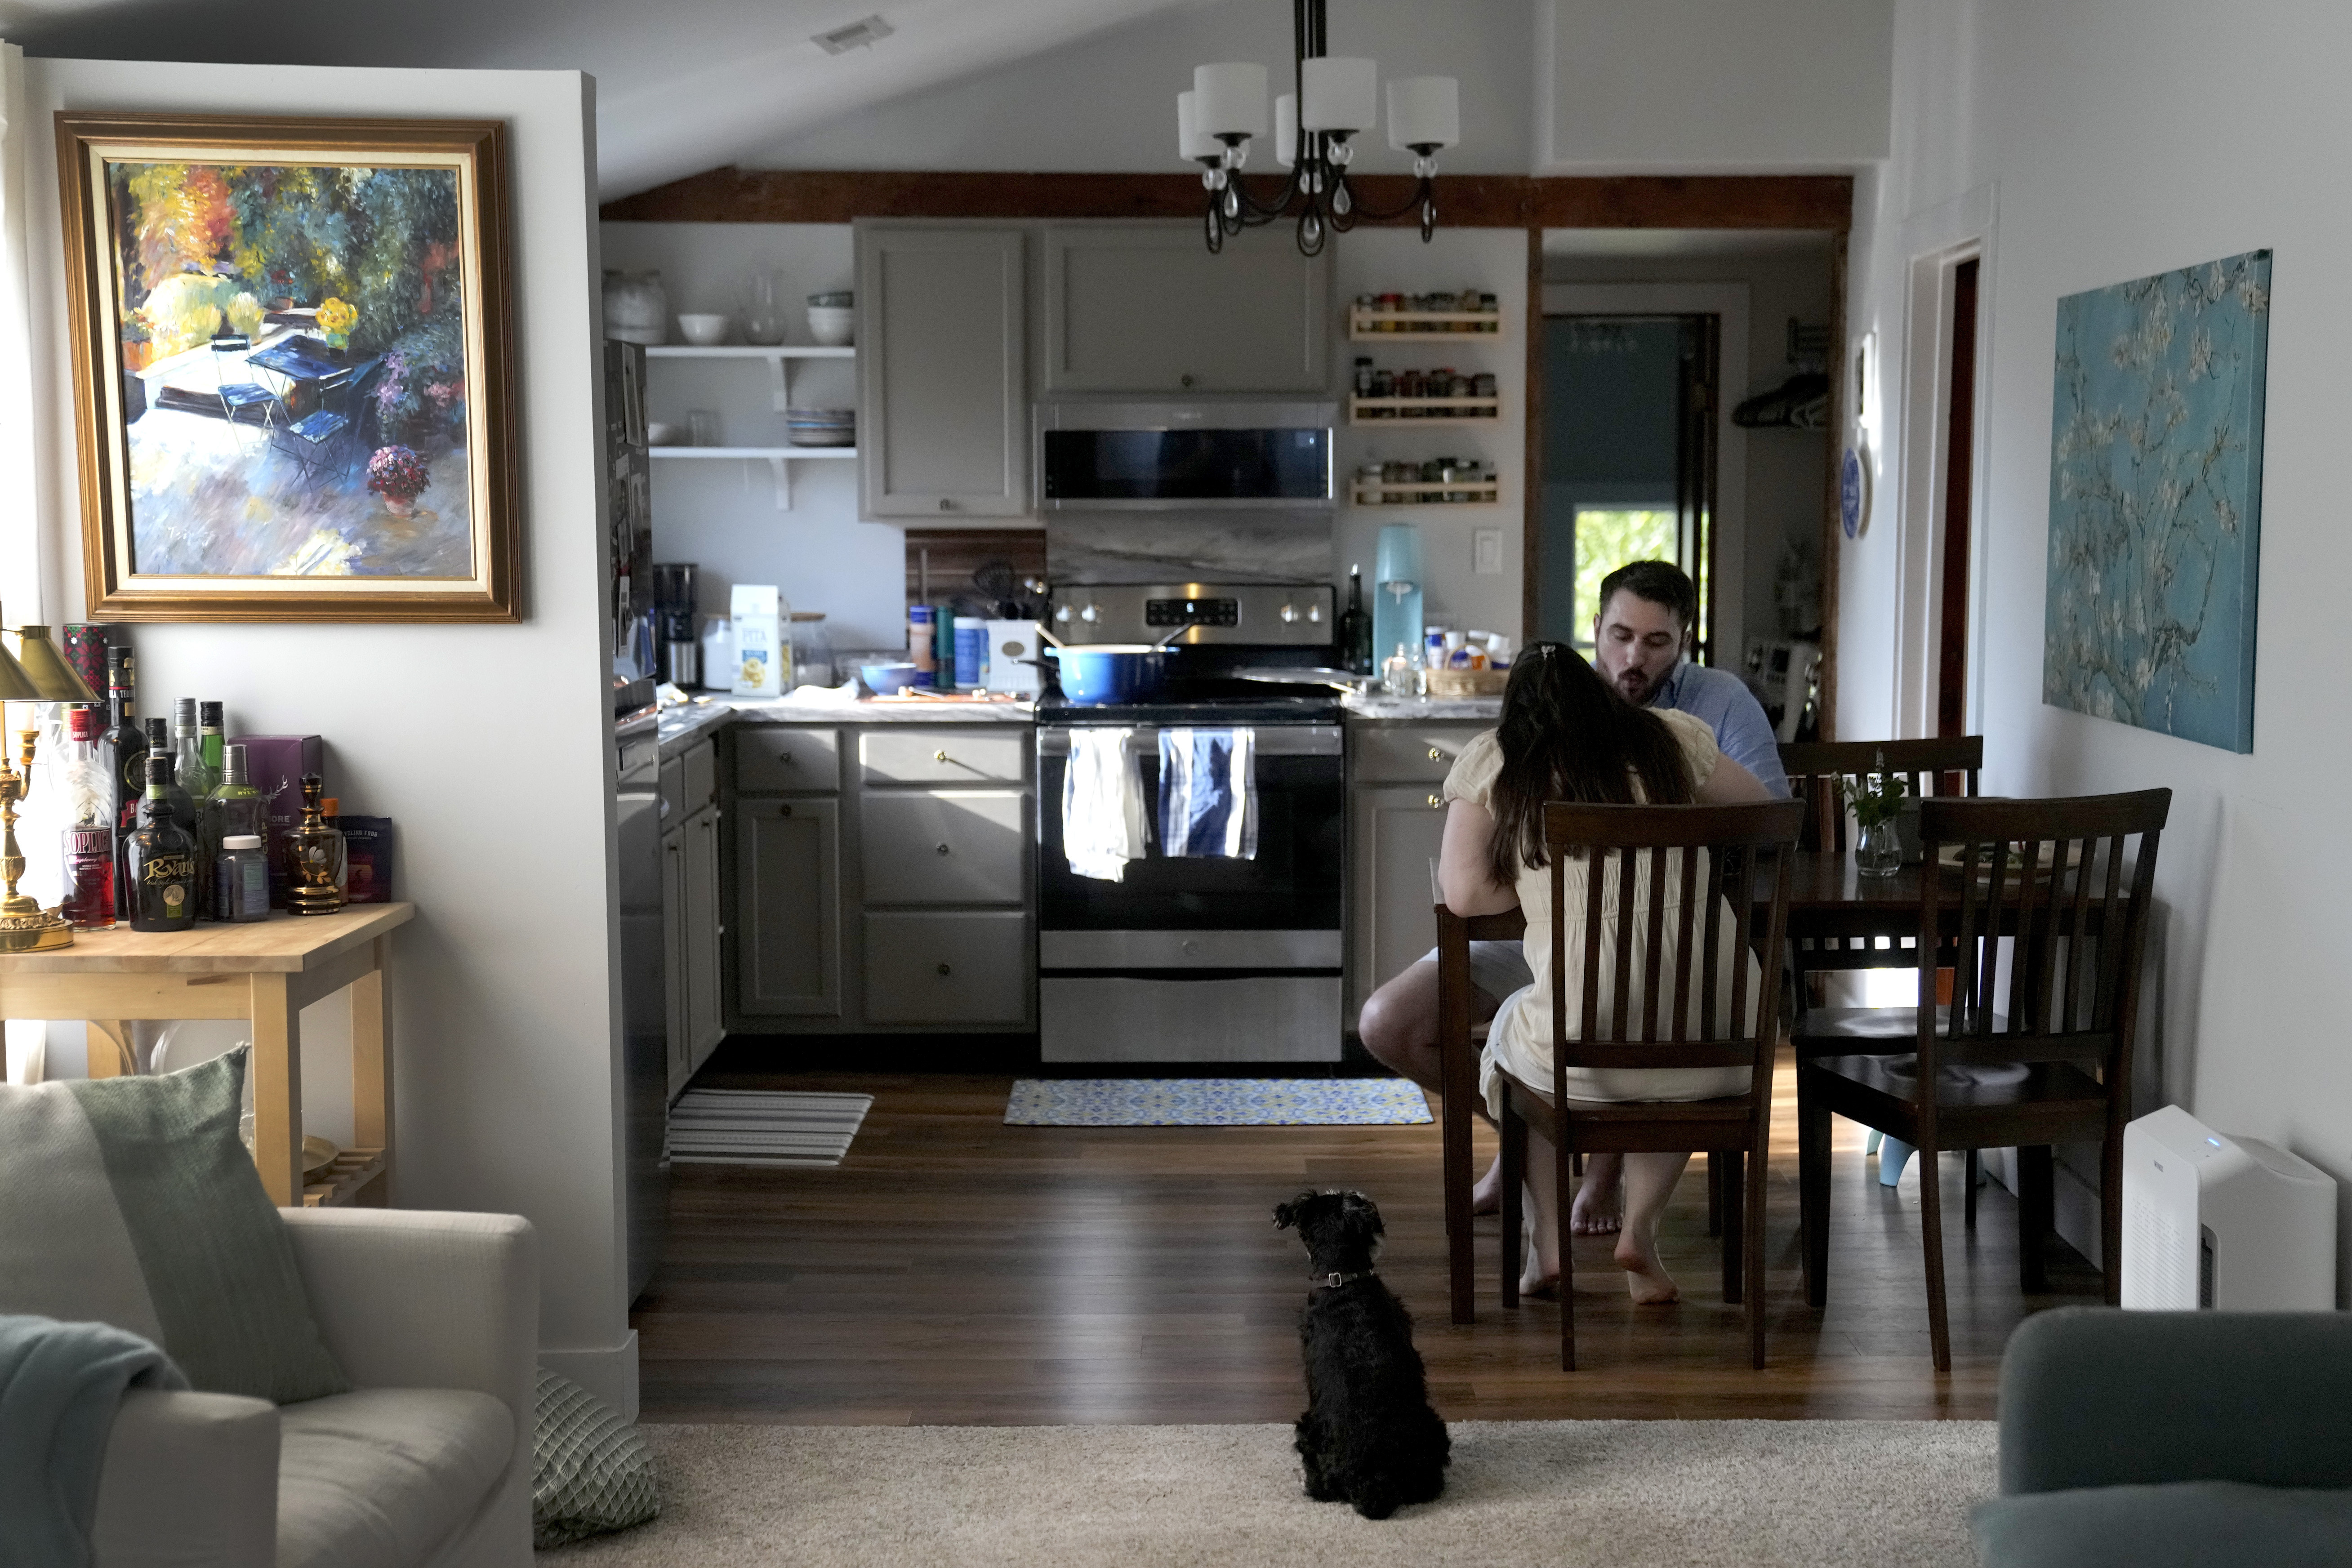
[
  {"x1": 1158, "y1": 728, "x2": 1258, "y2": 859},
  {"x1": 1063, "y1": 728, "x2": 1150, "y2": 881}
]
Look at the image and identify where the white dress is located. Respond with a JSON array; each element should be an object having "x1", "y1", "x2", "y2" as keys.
[{"x1": 1441, "y1": 712, "x2": 1762, "y2": 1119}]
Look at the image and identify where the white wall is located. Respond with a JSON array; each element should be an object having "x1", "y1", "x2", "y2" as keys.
[
  {"x1": 1849, "y1": 0, "x2": 2352, "y2": 1294},
  {"x1": 750, "y1": 0, "x2": 1537, "y2": 176},
  {"x1": 16, "y1": 58, "x2": 639, "y2": 1401},
  {"x1": 597, "y1": 222, "x2": 909, "y2": 656},
  {"x1": 1541, "y1": 0, "x2": 1893, "y2": 170}
]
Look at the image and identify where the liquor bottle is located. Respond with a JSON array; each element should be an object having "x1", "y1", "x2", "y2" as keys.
[
  {"x1": 201, "y1": 743, "x2": 268, "y2": 920},
  {"x1": 285, "y1": 774, "x2": 347, "y2": 917},
  {"x1": 197, "y1": 701, "x2": 225, "y2": 784},
  {"x1": 141, "y1": 721, "x2": 196, "y2": 837},
  {"x1": 104, "y1": 648, "x2": 144, "y2": 910},
  {"x1": 172, "y1": 698, "x2": 216, "y2": 801},
  {"x1": 125, "y1": 753, "x2": 197, "y2": 931},
  {"x1": 1339, "y1": 564, "x2": 1374, "y2": 675},
  {"x1": 58, "y1": 706, "x2": 115, "y2": 930}
]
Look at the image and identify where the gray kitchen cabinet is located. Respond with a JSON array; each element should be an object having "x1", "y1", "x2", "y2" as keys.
[
  {"x1": 859, "y1": 727, "x2": 1028, "y2": 785},
  {"x1": 1347, "y1": 719, "x2": 1489, "y2": 1023},
  {"x1": 735, "y1": 796, "x2": 842, "y2": 1016},
  {"x1": 682, "y1": 805, "x2": 725, "y2": 1068},
  {"x1": 862, "y1": 912, "x2": 1031, "y2": 1024},
  {"x1": 1040, "y1": 223, "x2": 1330, "y2": 394},
  {"x1": 856, "y1": 224, "x2": 1029, "y2": 519},
  {"x1": 662, "y1": 822, "x2": 691, "y2": 1097},
  {"x1": 860, "y1": 791, "x2": 1027, "y2": 905}
]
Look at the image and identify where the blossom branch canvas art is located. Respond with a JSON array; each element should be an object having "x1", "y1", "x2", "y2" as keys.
[
  {"x1": 56, "y1": 115, "x2": 518, "y2": 621},
  {"x1": 2043, "y1": 249, "x2": 2270, "y2": 753}
]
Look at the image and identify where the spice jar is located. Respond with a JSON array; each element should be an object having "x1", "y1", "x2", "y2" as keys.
[
  {"x1": 1353, "y1": 356, "x2": 1374, "y2": 396},
  {"x1": 1472, "y1": 371, "x2": 1498, "y2": 401}
]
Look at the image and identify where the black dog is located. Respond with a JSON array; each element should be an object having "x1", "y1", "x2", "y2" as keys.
[{"x1": 1273, "y1": 1190, "x2": 1450, "y2": 1519}]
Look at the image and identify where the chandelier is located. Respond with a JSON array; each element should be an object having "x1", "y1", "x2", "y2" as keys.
[{"x1": 1177, "y1": 0, "x2": 1460, "y2": 257}]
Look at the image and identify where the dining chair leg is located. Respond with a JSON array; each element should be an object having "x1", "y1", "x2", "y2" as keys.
[
  {"x1": 1918, "y1": 1137, "x2": 1953, "y2": 1373},
  {"x1": 1499, "y1": 1099, "x2": 1524, "y2": 1311},
  {"x1": 1964, "y1": 1149, "x2": 1980, "y2": 1231},
  {"x1": 1440, "y1": 1044, "x2": 1476, "y2": 1327},
  {"x1": 2017, "y1": 1144, "x2": 2054, "y2": 1295},
  {"x1": 1719, "y1": 1148, "x2": 1745, "y2": 1305},
  {"x1": 1745, "y1": 1146, "x2": 1768, "y2": 1369},
  {"x1": 2100, "y1": 1128, "x2": 2126, "y2": 1308},
  {"x1": 1706, "y1": 1154, "x2": 1725, "y2": 1238},
  {"x1": 1556, "y1": 1127, "x2": 1577, "y2": 1372},
  {"x1": 1798, "y1": 1074, "x2": 1831, "y2": 1309}
]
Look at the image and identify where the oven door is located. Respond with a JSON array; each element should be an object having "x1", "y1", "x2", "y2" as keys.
[{"x1": 1035, "y1": 724, "x2": 1343, "y2": 931}]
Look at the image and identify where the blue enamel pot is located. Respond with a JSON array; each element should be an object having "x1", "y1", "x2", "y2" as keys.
[{"x1": 1045, "y1": 644, "x2": 1167, "y2": 705}]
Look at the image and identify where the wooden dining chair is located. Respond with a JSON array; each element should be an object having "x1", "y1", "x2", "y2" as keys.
[
  {"x1": 1491, "y1": 797, "x2": 1803, "y2": 1370},
  {"x1": 1794, "y1": 788, "x2": 2170, "y2": 1372},
  {"x1": 1434, "y1": 901, "x2": 1525, "y2": 1325},
  {"x1": 1778, "y1": 736, "x2": 1984, "y2": 1007}
]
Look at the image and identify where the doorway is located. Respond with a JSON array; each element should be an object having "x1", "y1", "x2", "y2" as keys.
[
  {"x1": 1935, "y1": 258, "x2": 1979, "y2": 737},
  {"x1": 1533, "y1": 313, "x2": 1720, "y2": 654}
]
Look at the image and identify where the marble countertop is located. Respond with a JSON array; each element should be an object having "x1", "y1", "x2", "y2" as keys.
[
  {"x1": 1343, "y1": 695, "x2": 1502, "y2": 721},
  {"x1": 656, "y1": 692, "x2": 1035, "y2": 752}
]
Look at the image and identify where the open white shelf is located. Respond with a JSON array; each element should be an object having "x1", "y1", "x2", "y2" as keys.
[
  {"x1": 651, "y1": 445, "x2": 855, "y2": 459},
  {"x1": 643, "y1": 345, "x2": 855, "y2": 359}
]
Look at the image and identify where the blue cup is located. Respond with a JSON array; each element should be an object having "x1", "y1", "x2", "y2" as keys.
[{"x1": 954, "y1": 619, "x2": 987, "y2": 688}]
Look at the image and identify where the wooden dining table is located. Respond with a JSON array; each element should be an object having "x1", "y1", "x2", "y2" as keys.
[{"x1": 1435, "y1": 847, "x2": 1991, "y2": 1324}]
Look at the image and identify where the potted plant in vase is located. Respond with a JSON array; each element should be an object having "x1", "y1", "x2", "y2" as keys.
[
  {"x1": 1840, "y1": 751, "x2": 1908, "y2": 878},
  {"x1": 367, "y1": 445, "x2": 430, "y2": 517},
  {"x1": 314, "y1": 295, "x2": 356, "y2": 352}
]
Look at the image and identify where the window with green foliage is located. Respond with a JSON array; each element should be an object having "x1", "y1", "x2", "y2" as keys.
[{"x1": 1572, "y1": 508, "x2": 1678, "y2": 646}]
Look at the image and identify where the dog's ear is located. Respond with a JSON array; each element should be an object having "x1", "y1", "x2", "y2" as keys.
[
  {"x1": 1338, "y1": 1190, "x2": 1386, "y2": 1240},
  {"x1": 1273, "y1": 1194, "x2": 1308, "y2": 1230}
]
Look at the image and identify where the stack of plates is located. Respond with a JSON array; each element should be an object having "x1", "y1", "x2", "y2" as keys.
[{"x1": 786, "y1": 407, "x2": 855, "y2": 447}]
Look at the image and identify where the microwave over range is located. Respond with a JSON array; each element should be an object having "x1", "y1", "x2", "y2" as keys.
[{"x1": 1036, "y1": 400, "x2": 1336, "y2": 510}]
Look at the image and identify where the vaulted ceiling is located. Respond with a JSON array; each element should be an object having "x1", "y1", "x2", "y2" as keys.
[{"x1": 0, "y1": 0, "x2": 1221, "y2": 196}]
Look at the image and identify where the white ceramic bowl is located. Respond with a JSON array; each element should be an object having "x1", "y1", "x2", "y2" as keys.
[
  {"x1": 807, "y1": 306, "x2": 855, "y2": 347},
  {"x1": 676, "y1": 313, "x2": 731, "y2": 346}
]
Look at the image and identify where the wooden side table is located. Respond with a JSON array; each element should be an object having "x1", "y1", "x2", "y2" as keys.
[{"x1": 7, "y1": 904, "x2": 414, "y2": 1206}]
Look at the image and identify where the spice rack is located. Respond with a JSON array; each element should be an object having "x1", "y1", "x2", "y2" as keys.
[
  {"x1": 1351, "y1": 478, "x2": 1501, "y2": 507},
  {"x1": 1348, "y1": 396, "x2": 1500, "y2": 424},
  {"x1": 1349, "y1": 305, "x2": 1504, "y2": 339}
]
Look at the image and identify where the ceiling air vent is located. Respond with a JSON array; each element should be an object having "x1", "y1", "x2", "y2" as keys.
[{"x1": 813, "y1": 15, "x2": 895, "y2": 54}]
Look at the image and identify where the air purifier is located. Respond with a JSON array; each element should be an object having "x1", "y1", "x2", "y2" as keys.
[{"x1": 2121, "y1": 1104, "x2": 2336, "y2": 1311}]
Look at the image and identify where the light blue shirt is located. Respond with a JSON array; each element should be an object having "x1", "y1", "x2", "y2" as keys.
[{"x1": 1650, "y1": 661, "x2": 1790, "y2": 798}]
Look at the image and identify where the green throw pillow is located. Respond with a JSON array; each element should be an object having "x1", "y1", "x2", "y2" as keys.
[
  {"x1": 0, "y1": 1046, "x2": 348, "y2": 1403},
  {"x1": 534, "y1": 1370, "x2": 659, "y2": 1547}
]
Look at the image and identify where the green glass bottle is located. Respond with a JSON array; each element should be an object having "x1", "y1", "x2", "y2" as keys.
[
  {"x1": 198, "y1": 701, "x2": 225, "y2": 784},
  {"x1": 201, "y1": 742, "x2": 268, "y2": 922},
  {"x1": 126, "y1": 753, "x2": 197, "y2": 932}
]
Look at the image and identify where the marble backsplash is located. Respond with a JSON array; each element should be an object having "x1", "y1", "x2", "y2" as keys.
[{"x1": 1046, "y1": 512, "x2": 1333, "y2": 586}]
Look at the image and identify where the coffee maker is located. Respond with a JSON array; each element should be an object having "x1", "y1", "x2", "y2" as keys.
[{"x1": 652, "y1": 562, "x2": 700, "y2": 687}]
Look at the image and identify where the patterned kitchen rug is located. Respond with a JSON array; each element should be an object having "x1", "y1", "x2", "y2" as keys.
[
  {"x1": 1003, "y1": 1078, "x2": 1432, "y2": 1127},
  {"x1": 666, "y1": 1089, "x2": 873, "y2": 1166}
]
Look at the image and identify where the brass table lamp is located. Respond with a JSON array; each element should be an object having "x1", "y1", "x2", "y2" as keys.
[{"x1": 0, "y1": 619, "x2": 100, "y2": 952}]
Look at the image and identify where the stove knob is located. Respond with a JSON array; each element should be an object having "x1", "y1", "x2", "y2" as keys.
[
  {"x1": 1279, "y1": 603, "x2": 1299, "y2": 624},
  {"x1": 1080, "y1": 603, "x2": 1102, "y2": 624},
  {"x1": 1054, "y1": 605, "x2": 1072, "y2": 623},
  {"x1": 1307, "y1": 603, "x2": 1323, "y2": 624}
]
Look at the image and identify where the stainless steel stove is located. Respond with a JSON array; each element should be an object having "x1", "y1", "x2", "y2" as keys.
[{"x1": 1035, "y1": 583, "x2": 1346, "y2": 1062}]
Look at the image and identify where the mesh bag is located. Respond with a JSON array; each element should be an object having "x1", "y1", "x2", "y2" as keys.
[{"x1": 532, "y1": 1369, "x2": 659, "y2": 1547}]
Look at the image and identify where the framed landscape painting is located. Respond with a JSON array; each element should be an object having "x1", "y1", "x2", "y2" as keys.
[
  {"x1": 56, "y1": 114, "x2": 519, "y2": 621},
  {"x1": 2044, "y1": 249, "x2": 2270, "y2": 752}
]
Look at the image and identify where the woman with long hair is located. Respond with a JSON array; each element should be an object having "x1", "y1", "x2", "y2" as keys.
[{"x1": 1433, "y1": 641, "x2": 1772, "y2": 1303}]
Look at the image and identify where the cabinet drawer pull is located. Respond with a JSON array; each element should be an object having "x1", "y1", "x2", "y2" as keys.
[
  {"x1": 1427, "y1": 746, "x2": 1445, "y2": 761},
  {"x1": 934, "y1": 749, "x2": 949, "y2": 762},
  {"x1": 939, "y1": 498, "x2": 955, "y2": 511},
  {"x1": 936, "y1": 962, "x2": 953, "y2": 977},
  {"x1": 779, "y1": 751, "x2": 797, "y2": 764},
  {"x1": 780, "y1": 803, "x2": 793, "y2": 816},
  {"x1": 935, "y1": 842, "x2": 952, "y2": 855},
  {"x1": 1427, "y1": 793, "x2": 1443, "y2": 808}
]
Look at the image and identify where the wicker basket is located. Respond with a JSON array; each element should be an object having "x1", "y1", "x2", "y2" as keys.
[{"x1": 1425, "y1": 668, "x2": 1507, "y2": 698}]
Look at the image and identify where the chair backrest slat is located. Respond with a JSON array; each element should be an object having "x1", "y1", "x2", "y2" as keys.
[
  {"x1": 1638, "y1": 845, "x2": 1669, "y2": 1041},
  {"x1": 1669, "y1": 843, "x2": 1700, "y2": 1042}
]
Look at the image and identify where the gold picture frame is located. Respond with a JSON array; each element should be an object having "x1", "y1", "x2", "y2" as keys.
[{"x1": 55, "y1": 112, "x2": 520, "y2": 622}]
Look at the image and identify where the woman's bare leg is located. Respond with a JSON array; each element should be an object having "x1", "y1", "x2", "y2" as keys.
[
  {"x1": 1613, "y1": 1151, "x2": 1690, "y2": 1304},
  {"x1": 1520, "y1": 1125, "x2": 1563, "y2": 1296}
]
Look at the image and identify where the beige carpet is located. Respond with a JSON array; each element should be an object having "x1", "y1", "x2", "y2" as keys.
[{"x1": 540, "y1": 1420, "x2": 1997, "y2": 1567}]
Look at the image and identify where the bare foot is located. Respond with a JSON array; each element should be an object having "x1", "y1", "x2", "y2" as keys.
[
  {"x1": 1470, "y1": 1153, "x2": 1502, "y2": 1216},
  {"x1": 1613, "y1": 1231, "x2": 1680, "y2": 1305},
  {"x1": 1569, "y1": 1179, "x2": 1623, "y2": 1236},
  {"x1": 1519, "y1": 1263, "x2": 1560, "y2": 1300}
]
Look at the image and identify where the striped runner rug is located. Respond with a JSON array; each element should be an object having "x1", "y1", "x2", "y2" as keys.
[
  {"x1": 665, "y1": 1089, "x2": 873, "y2": 1167},
  {"x1": 1004, "y1": 1078, "x2": 1432, "y2": 1127}
]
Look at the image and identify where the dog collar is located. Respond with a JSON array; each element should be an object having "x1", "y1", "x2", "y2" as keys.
[{"x1": 1314, "y1": 1270, "x2": 1375, "y2": 1289}]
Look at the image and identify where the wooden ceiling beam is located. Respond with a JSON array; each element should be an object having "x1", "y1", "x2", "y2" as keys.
[{"x1": 599, "y1": 169, "x2": 1853, "y2": 232}]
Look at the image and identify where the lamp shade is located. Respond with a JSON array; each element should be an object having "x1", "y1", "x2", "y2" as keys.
[
  {"x1": 1301, "y1": 56, "x2": 1376, "y2": 133},
  {"x1": 1386, "y1": 76, "x2": 1460, "y2": 151},
  {"x1": 1177, "y1": 90, "x2": 1220, "y2": 161},
  {"x1": 10, "y1": 626, "x2": 97, "y2": 703},
  {"x1": 1193, "y1": 62, "x2": 1268, "y2": 139},
  {"x1": 1274, "y1": 93, "x2": 1298, "y2": 168}
]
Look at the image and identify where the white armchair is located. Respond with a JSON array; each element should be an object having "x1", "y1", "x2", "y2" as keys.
[{"x1": 91, "y1": 1209, "x2": 538, "y2": 1568}]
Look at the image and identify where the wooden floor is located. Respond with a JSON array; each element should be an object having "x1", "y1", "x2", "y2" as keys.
[{"x1": 633, "y1": 1051, "x2": 2102, "y2": 1425}]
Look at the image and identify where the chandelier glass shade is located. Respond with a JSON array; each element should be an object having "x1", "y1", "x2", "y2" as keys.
[{"x1": 1178, "y1": 0, "x2": 1459, "y2": 256}]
